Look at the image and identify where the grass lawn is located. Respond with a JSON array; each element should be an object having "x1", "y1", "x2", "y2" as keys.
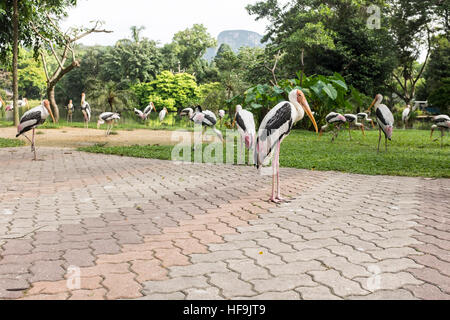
[
  {"x1": 79, "y1": 129, "x2": 450, "y2": 178},
  {"x1": 0, "y1": 137, "x2": 25, "y2": 148}
]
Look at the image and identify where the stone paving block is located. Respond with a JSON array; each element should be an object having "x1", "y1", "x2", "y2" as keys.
[
  {"x1": 283, "y1": 248, "x2": 335, "y2": 263},
  {"x1": 296, "y1": 286, "x2": 342, "y2": 300},
  {"x1": 226, "y1": 259, "x2": 271, "y2": 281},
  {"x1": 309, "y1": 270, "x2": 369, "y2": 297},
  {"x1": 347, "y1": 289, "x2": 418, "y2": 300},
  {"x1": 169, "y1": 262, "x2": 228, "y2": 277},
  {"x1": 184, "y1": 287, "x2": 224, "y2": 300},
  {"x1": 354, "y1": 272, "x2": 423, "y2": 292},
  {"x1": 142, "y1": 276, "x2": 209, "y2": 294},
  {"x1": 251, "y1": 274, "x2": 316, "y2": 293},
  {"x1": 208, "y1": 272, "x2": 255, "y2": 298}
]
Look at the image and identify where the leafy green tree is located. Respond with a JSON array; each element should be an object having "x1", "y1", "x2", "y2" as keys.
[
  {"x1": 18, "y1": 49, "x2": 46, "y2": 99},
  {"x1": 428, "y1": 78, "x2": 450, "y2": 114},
  {"x1": 172, "y1": 24, "x2": 217, "y2": 70},
  {"x1": 0, "y1": 0, "x2": 77, "y2": 124},
  {"x1": 132, "y1": 71, "x2": 200, "y2": 111},
  {"x1": 86, "y1": 80, "x2": 132, "y2": 112},
  {"x1": 246, "y1": 0, "x2": 396, "y2": 95}
]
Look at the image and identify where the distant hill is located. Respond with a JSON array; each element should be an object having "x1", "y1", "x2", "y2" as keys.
[{"x1": 204, "y1": 30, "x2": 265, "y2": 62}]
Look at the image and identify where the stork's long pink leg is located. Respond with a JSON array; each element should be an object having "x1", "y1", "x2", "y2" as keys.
[
  {"x1": 32, "y1": 128, "x2": 36, "y2": 161},
  {"x1": 275, "y1": 141, "x2": 289, "y2": 202},
  {"x1": 269, "y1": 144, "x2": 280, "y2": 204}
]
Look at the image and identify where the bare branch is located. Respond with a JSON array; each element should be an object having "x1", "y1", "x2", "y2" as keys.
[{"x1": 40, "y1": 51, "x2": 50, "y2": 81}]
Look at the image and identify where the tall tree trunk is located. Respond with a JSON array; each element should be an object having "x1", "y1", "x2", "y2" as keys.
[
  {"x1": 12, "y1": 0, "x2": 19, "y2": 125},
  {"x1": 300, "y1": 49, "x2": 305, "y2": 87},
  {"x1": 47, "y1": 86, "x2": 60, "y2": 121}
]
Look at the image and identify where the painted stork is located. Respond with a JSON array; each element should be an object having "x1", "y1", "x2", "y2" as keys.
[
  {"x1": 0, "y1": 95, "x2": 5, "y2": 110},
  {"x1": 159, "y1": 107, "x2": 168, "y2": 123},
  {"x1": 255, "y1": 89, "x2": 318, "y2": 203},
  {"x1": 16, "y1": 100, "x2": 55, "y2": 160},
  {"x1": 357, "y1": 112, "x2": 376, "y2": 128},
  {"x1": 430, "y1": 115, "x2": 450, "y2": 148},
  {"x1": 135, "y1": 102, "x2": 156, "y2": 121},
  {"x1": 402, "y1": 105, "x2": 411, "y2": 129},
  {"x1": 367, "y1": 94, "x2": 394, "y2": 152},
  {"x1": 319, "y1": 112, "x2": 347, "y2": 142},
  {"x1": 97, "y1": 112, "x2": 121, "y2": 136},
  {"x1": 180, "y1": 107, "x2": 194, "y2": 126},
  {"x1": 4, "y1": 98, "x2": 28, "y2": 111},
  {"x1": 80, "y1": 93, "x2": 91, "y2": 128},
  {"x1": 191, "y1": 106, "x2": 224, "y2": 141},
  {"x1": 234, "y1": 105, "x2": 256, "y2": 165},
  {"x1": 344, "y1": 114, "x2": 365, "y2": 140},
  {"x1": 67, "y1": 100, "x2": 74, "y2": 123},
  {"x1": 218, "y1": 109, "x2": 226, "y2": 128}
]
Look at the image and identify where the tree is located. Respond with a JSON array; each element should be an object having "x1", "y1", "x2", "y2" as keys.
[
  {"x1": 387, "y1": 0, "x2": 435, "y2": 104},
  {"x1": 0, "y1": 0, "x2": 77, "y2": 124},
  {"x1": 172, "y1": 24, "x2": 217, "y2": 70},
  {"x1": 247, "y1": 0, "x2": 396, "y2": 95},
  {"x1": 31, "y1": 19, "x2": 112, "y2": 121},
  {"x1": 86, "y1": 80, "x2": 132, "y2": 112},
  {"x1": 18, "y1": 49, "x2": 46, "y2": 99},
  {"x1": 132, "y1": 71, "x2": 201, "y2": 111}
]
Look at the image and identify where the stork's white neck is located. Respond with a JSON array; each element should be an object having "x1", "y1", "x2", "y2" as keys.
[{"x1": 289, "y1": 91, "x2": 304, "y2": 121}]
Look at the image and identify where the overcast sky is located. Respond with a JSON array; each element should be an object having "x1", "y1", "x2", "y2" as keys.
[{"x1": 60, "y1": 0, "x2": 280, "y2": 46}]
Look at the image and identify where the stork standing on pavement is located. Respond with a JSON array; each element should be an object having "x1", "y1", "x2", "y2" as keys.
[
  {"x1": 234, "y1": 105, "x2": 256, "y2": 165},
  {"x1": 191, "y1": 106, "x2": 224, "y2": 141},
  {"x1": 319, "y1": 112, "x2": 347, "y2": 142},
  {"x1": 344, "y1": 114, "x2": 365, "y2": 140},
  {"x1": 357, "y1": 112, "x2": 376, "y2": 129},
  {"x1": 255, "y1": 89, "x2": 318, "y2": 203},
  {"x1": 16, "y1": 100, "x2": 55, "y2": 160},
  {"x1": 367, "y1": 94, "x2": 394, "y2": 152},
  {"x1": 402, "y1": 105, "x2": 411, "y2": 129},
  {"x1": 430, "y1": 115, "x2": 450, "y2": 148},
  {"x1": 80, "y1": 93, "x2": 91, "y2": 128},
  {"x1": 97, "y1": 112, "x2": 121, "y2": 135}
]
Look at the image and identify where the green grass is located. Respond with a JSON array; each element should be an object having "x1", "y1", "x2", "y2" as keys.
[
  {"x1": 0, "y1": 137, "x2": 25, "y2": 148},
  {"x1": 79, "y1": 129, "x2": 450, "y2": 178}
]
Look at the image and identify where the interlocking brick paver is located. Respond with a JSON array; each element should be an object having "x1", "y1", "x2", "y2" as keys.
[
  {"x1": 1, "y1": 147, "x2": 449, "y2": 300},
  {"x1": 309, "y1": 270, "x2": 369, "y2": 297}
]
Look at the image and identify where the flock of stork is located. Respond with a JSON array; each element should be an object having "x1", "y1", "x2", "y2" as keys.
[{"x1": 4, "y1": 89, "x2": 450, "y2": 203}]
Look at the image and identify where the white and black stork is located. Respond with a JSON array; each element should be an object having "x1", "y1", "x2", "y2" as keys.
[
  {"x1": 80, "y1": 93, "x2": 91, "y2": 128},
  {"x1": 234, "y1": 105, "x2": 256, "y2": 165},
  {"x1": 431, "y1": 114, "x2": 450, "y2": 148},
  {"x1": 344, "y1": 114, "x2": 365, "y2": 140},
  {"x1": 16, "y1": 100, "x2": 55, "y2": 160},
  {"x1": 402, "y1": 105, "x2": 411, "y2": 129},
  {"x1": 255, "y1": 89, "x2": 318, "y2": 203},
  {"x1": 0, "y1": 95, "x2": 5, "y2": 111},
  {"x1": 97, "y1": 112, "x2": 121, "y2": 135},
  {"x1": 357, "y1": 112, "x2": 376, "y2": 129},
  {"x1": 135, "y1": 102, "x2": 156, "y2": 121},
  {"x1": 159, "y1": 107, "x2": 168, "y2": 123},
  {"x1": 367, "y1": 94, "x2": 394, "y2": 152},
  {"x1": 319, "y1": 112, "x2": 347, "y2": 142},
  {"x1": 191, "y1": 106, "x2": 224, "y2": 141}
]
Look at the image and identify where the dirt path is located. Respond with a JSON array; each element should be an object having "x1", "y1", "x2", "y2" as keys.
[{"x1": 0, "y1": 126, "x2": 220, "y2": 148}]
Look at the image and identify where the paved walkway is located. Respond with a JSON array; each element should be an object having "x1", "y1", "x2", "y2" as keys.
[{"x1": 0, "y1": 147, "x2": 449, "y2": 300}]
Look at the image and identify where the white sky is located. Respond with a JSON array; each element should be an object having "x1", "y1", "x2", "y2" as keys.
[{"x1": 61, "y1": 0, "x2": 279, "y2": 46}]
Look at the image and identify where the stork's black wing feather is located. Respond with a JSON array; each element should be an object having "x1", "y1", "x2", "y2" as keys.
[
  {"x1": 265, "y1": 103, "x2": 291, "y2": 131},
  {"x1": 203, "y1": 113, "x2": 217, "y2": 126},
  {"x1": 20, "y1": 111, "x2": 41, "y2": 124},
  {"x1": 376, "y1": 108, "x2": 388, "y2": 126},
  {"x1": 236, "y1": 113, "x2": 246, "y2": 132}
]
